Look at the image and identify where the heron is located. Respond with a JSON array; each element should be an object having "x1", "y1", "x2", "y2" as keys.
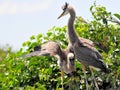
[
  {"x1": 23, "y1": 41, "x2": 76, "y2": 90},
  {"x1": 58, "y1": 2, "x2": 110, "y2": 90}
]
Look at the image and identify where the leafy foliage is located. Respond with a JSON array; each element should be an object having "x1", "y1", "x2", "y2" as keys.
[
  {"x1": 0, "y1": 48, "x2": 7, "y2": 62},
  {"x1": 114, "y1": 13, "x2": 120, "y2": 20},
  {"x1": 0, "y1": 3, "x2": 120, "y2": 90}
]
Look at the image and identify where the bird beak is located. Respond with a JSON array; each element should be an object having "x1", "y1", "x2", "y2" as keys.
[{"x1": 57, "y1": 11, "x2": 65, "y2": 19}]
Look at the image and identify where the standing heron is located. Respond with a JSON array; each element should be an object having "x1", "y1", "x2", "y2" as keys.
[
  {"x1": 58, "y1": 3, "x2": 109, "y2": 90},
  {"x1": 23, "y1": 41, "x2": 76, "y2": 90}
]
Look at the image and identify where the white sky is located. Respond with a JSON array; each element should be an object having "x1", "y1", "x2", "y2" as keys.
[{"x1": 0, "y1": 0, "x2": 120, "y2": 51}]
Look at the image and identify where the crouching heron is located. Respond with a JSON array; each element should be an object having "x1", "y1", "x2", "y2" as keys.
[{"x1": 23, "y1": 41, "x2": 76, "y2": 90}]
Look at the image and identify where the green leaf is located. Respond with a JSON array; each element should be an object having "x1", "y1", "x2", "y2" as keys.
[
  {"x1": 37, "y1": 34, "x2": 42, "y2": 39},
  {"x1": 103, "y1": 18, "x2": 108, "y2": 25},
  {"x1": 30, "y1": 35, "x2": 35, "y2": 40},
  {"x1": 90, "y1": 5, "x2": 93, "y2": 12},
  {"x1": 22, "y1": 42, "x2": 26, "y2": 47},
  {"x1": 114, "y1": 13, "x2": 120, "y2": 20}
]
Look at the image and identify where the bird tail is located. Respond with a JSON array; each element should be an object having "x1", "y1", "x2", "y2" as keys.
[
  {"x1": 99, "y1": 59, "x2": 110, "y2": 73},
  {"x1": 102, "y1": 66, "x2": 110, "y2": 74}
]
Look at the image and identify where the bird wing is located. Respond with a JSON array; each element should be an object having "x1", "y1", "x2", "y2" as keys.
[
  {"x1": 73, "y1": 41, "x2": 109, "y2": 72},
  {"x1": 65, "y1": 38, "x2": 102, "y2": 60},
  {"x1": 22, "y1": 50, "x2": 50, "y2": 58},
  {"x1": 22, "y1": 51, "x2": 42, "y2": 58},
  {"x1": 79, "y1": 37, "x2": 95, "y2": 47},
  {"x1": 78, "y1": 37, "x2": 103, "y2": 59}
]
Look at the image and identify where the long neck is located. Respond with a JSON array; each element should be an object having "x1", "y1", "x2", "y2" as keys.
[
  {"x1": 67, "y1": 8, "x2": 79, "y2": 44},
  {"x1": 59, "y1": 50, "x2": 66, "y2": 61},
  {"x1": 55, "y1": 48, "x2": 66, "y2": 61}
]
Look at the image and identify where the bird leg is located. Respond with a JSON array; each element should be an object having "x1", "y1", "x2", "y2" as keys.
[
  {"x1": 73, "y1": 74, "x2": 79, "y2": 90},
  {"x1": 61, "y1": 69, "x2": 64, "y2": 90},
  {"x1": 89, "y1": 67, "x2": 99, "y2": 90},
  {"x1": 82, "y1": 65, "x2": 89, "y2": 90}
]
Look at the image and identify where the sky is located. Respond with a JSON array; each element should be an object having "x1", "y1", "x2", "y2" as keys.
[{"x1": 0, "y1": 0, "x2": 120, "y2": 51}]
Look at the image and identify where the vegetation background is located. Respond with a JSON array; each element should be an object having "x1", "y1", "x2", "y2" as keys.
[{"x1": 0, "y1": 3, "x2": 120, "y2": 90}]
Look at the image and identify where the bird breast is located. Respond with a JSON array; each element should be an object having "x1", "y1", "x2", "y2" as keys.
[{"x1": 55, "y1": 54, "x2": 73, "y2": 74}]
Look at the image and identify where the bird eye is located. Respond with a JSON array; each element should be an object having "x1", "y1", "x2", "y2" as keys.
[{"x1": 62, "y1": 2, "x2": 68, "y2": 11}]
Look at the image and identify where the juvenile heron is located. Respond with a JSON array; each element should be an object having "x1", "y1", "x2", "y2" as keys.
[
  {"x1": 58, "y1": 3, "x2": 109, "y2": 90},
  {"x1": 23, "y1": 41, "x2": 76, "y2": 90}
]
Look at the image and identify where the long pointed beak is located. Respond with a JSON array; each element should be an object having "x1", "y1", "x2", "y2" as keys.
[{"x1": 57, "y1": 11, "x2": 65, "y2": 19}]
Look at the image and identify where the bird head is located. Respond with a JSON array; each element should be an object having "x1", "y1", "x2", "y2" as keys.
[
  {"x1": 67, "y1": 53, "x2": 74, "y2": 60},
  {"x1": 57, "y1": 2, "x2": 69, "y2": 19}
]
